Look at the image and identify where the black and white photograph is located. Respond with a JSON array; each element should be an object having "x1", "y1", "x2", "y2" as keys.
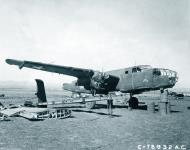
[{"x1": 0, "y1": 0, "x2": 189, "y2": 150}]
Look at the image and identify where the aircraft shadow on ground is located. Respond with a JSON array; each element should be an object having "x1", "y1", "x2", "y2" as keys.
[
  {"x1": 170, "y1": 110, "x2": 181, "y2": 113},
  {"x1": 95, "y1": 104, "x2": 128, "y2": 109},
  {"x1": 137, "y1": 105, "x2": 147, "y2": 110},
  {"x1": 67, "y1": 116, "x2": 76, "y2": 118},
  {"x1": 95, "y1": 104, "x2": 148, "y2": 111},
  {"x1": 52, "y1": 104, "x2": 147, "y2": 112},
  {"x1": 52, "y1": 104, "x2": 183, "y2": 114},
  {"x1": 52, "y1": 106, "x2": 84, "y2": 109},
  {"x1": 72, "y1": 109, "x2": 121, "y2": 117}
]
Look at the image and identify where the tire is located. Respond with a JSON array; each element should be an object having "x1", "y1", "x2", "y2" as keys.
[
  {"x1": 85, "y1": 101, "x2": 96, "y2": 109},
  {"x1": 128, "y1": 97, "x2": 139, "y2": 109}
]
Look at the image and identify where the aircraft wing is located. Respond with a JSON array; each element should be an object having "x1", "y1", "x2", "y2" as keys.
[
  {"x1": 6, "y1": 59, "x2": 94, "y2": 78},
  {"x1": 0, "y1": 107, "x2": 24, "y2": 117}
]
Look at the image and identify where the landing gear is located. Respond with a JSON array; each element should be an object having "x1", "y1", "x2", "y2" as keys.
[
  {"x1": 128, "y1": 96, "x2": 139, "y2": 109},
  {"x1": 107, "y1": 99, "x2": 113, "y2": 117},
  {"x1": 85, "y1": 101, "x2": 96, "y2": 109}
]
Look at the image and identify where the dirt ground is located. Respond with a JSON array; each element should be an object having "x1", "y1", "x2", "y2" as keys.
[{"x1": 0, "y1": 89, "x2": 190, "y2": 150}]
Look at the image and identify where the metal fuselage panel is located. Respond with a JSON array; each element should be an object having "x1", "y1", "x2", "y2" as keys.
[{"x1": 106, "y1": 66, "x2": 177, "y2": 94}]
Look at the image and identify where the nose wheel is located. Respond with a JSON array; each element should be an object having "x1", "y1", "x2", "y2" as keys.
[{"x1": 128, "y1": 96, "x2": 139, "y2": 109}]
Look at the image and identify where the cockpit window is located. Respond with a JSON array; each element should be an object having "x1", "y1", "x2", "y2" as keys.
[
  {"x1": 133, "y1": 65, "x2": 152, "y2": 73},
  {"x1": 132, "y1": 68, "x2": 136, "y2": 73},
  {"x1": 132, "y1": 67, "x2": 141, "y2": 73},
  {"x1": 137, "y1": 67, "x2": 141, "y2": 72}
]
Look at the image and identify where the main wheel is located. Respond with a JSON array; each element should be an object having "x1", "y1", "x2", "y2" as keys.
[
  {"x1": 85, "y1": 101, "x2": 96, "y2": 109},
  {"x1": 128, "y1": 97, "x2": 139, "y2": 109}
]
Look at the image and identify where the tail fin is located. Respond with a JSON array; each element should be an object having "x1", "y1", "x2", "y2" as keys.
[{"x1": 35, "y1": 79, "x2": 47, "y2": 108}]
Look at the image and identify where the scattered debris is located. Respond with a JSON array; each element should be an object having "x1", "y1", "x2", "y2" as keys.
[
  {"x1": 169, "y1": 92, "x2": 184, "y2": 99},
  {"x1": 0, "y1": 94, "x2": 5, "y2": 98},
  {"x1": 19, "y1": 109, "x2": 72, "y2": 121},
  {"x1": 0, "y1": 114, "x2": 11, "y2": 122}
]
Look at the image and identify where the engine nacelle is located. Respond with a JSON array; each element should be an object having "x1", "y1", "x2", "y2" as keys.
[
  {"x1": 90, "y1": 72, "x2": 119, "y2": 92},
  {"x1": 76, "y1": 78, "x2": 90, "y2": 87},
  {"x1": 76, "y1": 72, "x2": 120, "y2": 94}
]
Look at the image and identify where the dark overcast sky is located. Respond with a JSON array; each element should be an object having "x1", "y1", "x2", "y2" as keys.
[{"x1": 0, "y1": 0, "x2": 189, "y2": 88}]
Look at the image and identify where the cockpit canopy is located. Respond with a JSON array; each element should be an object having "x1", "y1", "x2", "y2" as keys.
[{"x1": 132, "y1": 65, "x2": 152, "y2": 73}]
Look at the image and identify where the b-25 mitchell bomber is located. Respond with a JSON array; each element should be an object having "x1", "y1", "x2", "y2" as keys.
[{"x1": 6, "y1": 59, "x2": 178, "y2": 109}]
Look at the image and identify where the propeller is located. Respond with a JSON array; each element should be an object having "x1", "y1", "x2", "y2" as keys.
[{"x1": 91, "y1": 71, "x2": 109, "y2": 90}]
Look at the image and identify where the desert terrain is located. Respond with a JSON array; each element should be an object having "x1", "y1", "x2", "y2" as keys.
[{"x1": 0, "y1": 88, "x2": 190, "y2": 150}]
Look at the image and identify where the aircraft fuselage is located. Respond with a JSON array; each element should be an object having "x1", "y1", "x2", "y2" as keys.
[
  {"x1": 107, "y1": 65, "x2": 178, "y2": 94},
  {"x1": 64, "y1": 65, "x2": 178, "y2": 95}
]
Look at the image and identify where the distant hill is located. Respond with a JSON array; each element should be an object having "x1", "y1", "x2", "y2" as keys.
[
  {"x1": 0, "y1": 80, "x2": 61, "y2": 91},
  {"x1": 0, "y1": 81, "x2": 34, "y2": 89},
  {"x1": 0, "y1": 80, "x2": 189, "y2": 94}
]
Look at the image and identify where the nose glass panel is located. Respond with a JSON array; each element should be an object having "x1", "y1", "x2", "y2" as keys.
[
  {"x1": 161, "y1": 69, "x2": 178, "y2": 84},
  {"x1": 160, "y1": 69, "x2": 177, "y2": 78}
]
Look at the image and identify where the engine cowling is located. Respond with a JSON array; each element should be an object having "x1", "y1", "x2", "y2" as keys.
[
  {"x1": 76, "y1": 72, "x2": 119, "y2": 94},
  {"x1": 90, "y1": 72, "x2": 119, "y2": 93}
]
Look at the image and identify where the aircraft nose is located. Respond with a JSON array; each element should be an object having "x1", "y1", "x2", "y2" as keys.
[{"x1": 168, "y1": 71, "x2": 178, "y2": 85}]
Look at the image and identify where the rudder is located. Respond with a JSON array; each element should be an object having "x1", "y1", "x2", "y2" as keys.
[{"x1": 35, "y1": 79, "x2": 47, "y2": 108}]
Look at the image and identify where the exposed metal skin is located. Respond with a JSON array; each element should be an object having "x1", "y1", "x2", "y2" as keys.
[{"x1": 6, "y1": 59, "x2": 178, "y2": 95}]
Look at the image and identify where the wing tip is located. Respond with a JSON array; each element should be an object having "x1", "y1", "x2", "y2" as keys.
[
  {"x1": 5, "y1": 59, "x2": 12, "y2": 64},
  {"x1": 5, "y1": 59, "x2": 23, "y2": 66}
]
